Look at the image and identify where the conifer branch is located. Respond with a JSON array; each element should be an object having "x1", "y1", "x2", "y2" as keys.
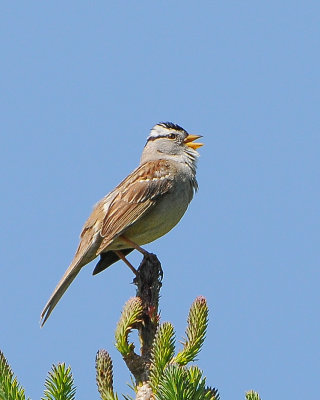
[
  {"x1": 0, "y1": 350, "x2": 28, "y2": 400},
  {"x1": 173, "y1": 296, "x2": 208, "y2": 366},
  {"x1": 149, "y1": 322, "x2": 175, "y2": 391},
  {"x1": 115, "y1": 297, "x2": 144, "y2": 356},
  {"x1": 96, "y1": 349, "x2": 118, "y2": 400},
  {"x1": 156, "y1": 365, "x2": 218, "y2": 400},
  {"x1": 42, "y1": 363, "x2": 76, "y2": 400},
  {"x1": 0, "y1": 254, "x2": 263, "y2": 400}
]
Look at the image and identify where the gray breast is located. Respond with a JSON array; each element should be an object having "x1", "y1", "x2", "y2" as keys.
[{"x1": 123, "y1": 177, "x2": 194, "y2": 246}]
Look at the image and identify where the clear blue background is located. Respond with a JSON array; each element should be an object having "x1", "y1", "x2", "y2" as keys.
[{"x1": 1, "y1": 1, "x2": 319, "y2": 399}]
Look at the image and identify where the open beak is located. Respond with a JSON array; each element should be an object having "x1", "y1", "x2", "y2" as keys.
[{"x1": 184, "y1": 134, "x2": 204, "y2": 150}]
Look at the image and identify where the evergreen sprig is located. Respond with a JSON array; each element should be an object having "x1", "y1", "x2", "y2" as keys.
[
  {"x1": 156, "y1": 365, "x2": 218, "y2": 400},
  {"x1": 42, "y1": 363, "x2": 76, "y2": 400},
  {"x1": 0, "y1": 350, "x2": 28, "y2": 400},
  {"x1": 0, "y1": 273, "x2": 263, "y2": 400},
  {"x1": 173, "y1": 296, "x2": 208, "y2": 366},
  {"x1": 149, "y1": 322, "x2": 175, "y2": 390},
  {"x1": 96, "y1": 349, "x2": 118, "y2": 400},
  {"x1": 115, "y1": 297, "x2": 143, "y2": 356}
]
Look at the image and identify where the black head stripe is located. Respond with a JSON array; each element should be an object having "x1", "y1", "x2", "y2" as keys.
[
  {"x1": 147, "y1": 135, "x2": 168, "y2": 142},
  {"x1": 158, "y1": 122, "x2": 186, "y2": 132}
]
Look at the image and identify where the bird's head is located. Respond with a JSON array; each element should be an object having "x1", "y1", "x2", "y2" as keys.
[{"x1": 141, "y1": 122, "x2": 203, "y2": 165}]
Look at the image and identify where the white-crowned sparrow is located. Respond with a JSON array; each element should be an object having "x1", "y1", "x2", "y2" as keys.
[{"x1": 40, "y1": 122, "x2": 203, "y2": 325}]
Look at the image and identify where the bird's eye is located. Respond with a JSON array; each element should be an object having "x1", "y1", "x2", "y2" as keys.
[{"x1": 168, "y1": 133, "x2": 176, "y2": 139}]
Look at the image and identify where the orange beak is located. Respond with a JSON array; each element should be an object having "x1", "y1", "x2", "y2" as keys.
[{"x1": 184, "y1": 134, "x2": 204, "y2": 150}]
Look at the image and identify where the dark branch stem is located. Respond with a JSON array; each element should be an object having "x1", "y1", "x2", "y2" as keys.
[
  {"x1": 122, "y1": 253, "x2": 163, "y2": 384},
  {"x1": 134, "y1": 253, "x2": 162, "y2": 360}
]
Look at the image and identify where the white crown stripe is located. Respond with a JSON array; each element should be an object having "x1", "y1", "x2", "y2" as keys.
[{"x1": 148, "y1": 123, "x2": 186, "y2": 139}]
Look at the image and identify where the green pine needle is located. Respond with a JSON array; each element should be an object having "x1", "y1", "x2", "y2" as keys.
[
  {"x1": 205, "y1": 387, "x2": 220, "y2": 400},
  {"x1": 149, "y1": 322, "x2": 175, "y2": 390},
  {"x1": 115, "y1": 297, "x2": 143, "y2": 356},
  {"x1": 0, "y1": 350, "x2": 28, "y2": 400},
  {"x1": 173, "y1": 296, "x2": 208, "y2": 366},
  {"x1": 246, "y1": 390, "x2": 262, "y2": 400},
  {"x1": 42, "y1": 363, "x2": 76, "y2": 400}
]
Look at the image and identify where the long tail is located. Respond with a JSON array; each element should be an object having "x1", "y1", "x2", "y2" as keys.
[{"x1": 40, "y1": 259, "x2": 86, "y2": 327}]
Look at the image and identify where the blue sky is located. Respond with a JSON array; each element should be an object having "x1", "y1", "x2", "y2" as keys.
[{"x1": 1, "y1": 1, "x2": 319, "y2": 399}]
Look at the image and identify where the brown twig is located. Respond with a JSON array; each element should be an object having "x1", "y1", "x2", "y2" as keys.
[{"x1": 121, "y1": 253, "x2": 163, "y2": 384}]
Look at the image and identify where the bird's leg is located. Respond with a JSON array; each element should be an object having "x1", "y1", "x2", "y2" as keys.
[
  {"x1": 115, "y1": 250, "x2": 138, "y2": 276},
  {"x1": 119, "y1": 235, "x2": 149, "y2": 256}
]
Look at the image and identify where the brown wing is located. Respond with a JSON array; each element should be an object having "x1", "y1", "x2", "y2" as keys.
[{"x1": 96, "y1": 159, "x2": 175, "y2": 253}]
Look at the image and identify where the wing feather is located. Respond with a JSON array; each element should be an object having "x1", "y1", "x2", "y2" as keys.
[{"x1": 97, "y1": 160, "x2": 175, "y2": 253}]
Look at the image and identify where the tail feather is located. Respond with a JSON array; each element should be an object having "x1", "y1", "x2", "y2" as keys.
[{"x1": 40, "y1": 259, "x2": 86, "y2": 327}]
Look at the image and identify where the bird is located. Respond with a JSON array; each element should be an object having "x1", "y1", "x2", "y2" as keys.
[{"x1": 40, "y1": 122, "x2": 203, "y2": 326}]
